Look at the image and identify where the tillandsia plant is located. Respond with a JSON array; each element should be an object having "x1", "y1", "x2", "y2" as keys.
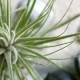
[{"x1": 0, "y1": 0, "x2": 80, "y2": 80}]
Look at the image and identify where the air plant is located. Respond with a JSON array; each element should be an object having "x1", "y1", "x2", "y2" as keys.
[{"x1": 0, "y1": 0, "x2": 80, "y2": 80}]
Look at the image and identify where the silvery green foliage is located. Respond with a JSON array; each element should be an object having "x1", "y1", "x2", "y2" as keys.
[{"x1": 0, "y1": 0, "x2": 80, "y2": 80}]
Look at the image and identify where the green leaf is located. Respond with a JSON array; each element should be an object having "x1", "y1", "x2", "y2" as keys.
[
  {"x1": 7, "y1": 0, "x2": 11, "y2": 28},
  {"x1": 42, "y1": 14, "x2": 80, "y2": 36},
  {"x1": 15, "y1": 31, "x2": 80, "y2": 45},
  {"x1": 17, "y1": 0, "x2": 36, "y2": 30},
  {"x1": 0, "y1": 0, "x2": 7, "y2": 24},
  {"x1": 28, "y1": 0, "x2": 55, "y2": 37},
  {"x1": 4, "y1": 51, "x2": 14, "y2": 80},
  {"x1": 22, "y1": 40, "x2": 73, "y2": 49},
  {"x1": 0, "y1": 48, "x2": 5, "y2": 55},
  {"x1": 18, "y1": 46, "x2": 65, "y2": 71},
  {"x1": 14, "y1": 64, "x2": 22, "y2": 80},
  {"x1": 0, "y1": 57, "x2": 5, "y2": 74},
  {"x1": 19, "y1": 55, "x2": 43, "y2": 80},
  {"x1": 13, "y1": 0, "x2": 30, "y2": 31},
  {"x1": 40, "y1": 0, "x2": 76, "y2": 37},
  {"x1": 15, "y1": 12, "x2": 47, "y2": 41}
]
